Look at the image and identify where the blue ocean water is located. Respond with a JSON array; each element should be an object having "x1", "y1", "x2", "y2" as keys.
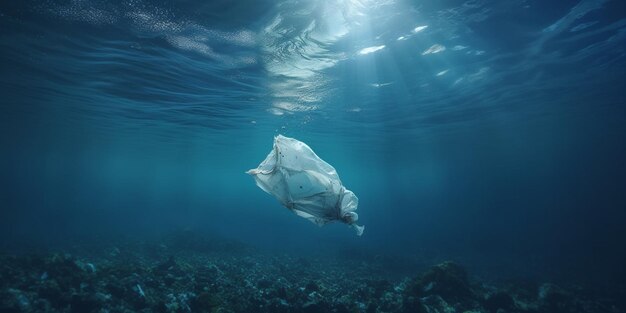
[{"x1": 1, "y1": 0, "x2": 625, "y2": 290}]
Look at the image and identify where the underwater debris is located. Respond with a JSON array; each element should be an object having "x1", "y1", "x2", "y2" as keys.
[
  {"x1": 75, "y1": 260, "x2": 97, "y2": 273},
  {"x1": 135, "y1": 284, "x2": 145, "y2": 298},
  {"x1": 248, "y1": 135, "x2": 364, "y2": 235},
  {"x1": 85, "y1": 263, "x2": 96, "y2": 273}
]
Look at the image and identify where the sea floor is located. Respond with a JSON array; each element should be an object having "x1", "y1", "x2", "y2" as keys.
[{"x1": 0, "y1": 231, "x2": 623, "y2": 313}]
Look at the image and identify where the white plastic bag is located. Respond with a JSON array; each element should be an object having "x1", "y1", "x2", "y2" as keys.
[{"x1": 247, "y1": 135, "x2": 364, "y2": 236}]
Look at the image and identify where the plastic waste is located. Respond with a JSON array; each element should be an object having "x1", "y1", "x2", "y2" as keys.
[{"x1": 247, "y1": 135, "x2": 364, "y2": 236}]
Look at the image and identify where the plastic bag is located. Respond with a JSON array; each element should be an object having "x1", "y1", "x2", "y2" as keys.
[{"x1": 247, "y1": 135, "x2": 364, "y2": 236}]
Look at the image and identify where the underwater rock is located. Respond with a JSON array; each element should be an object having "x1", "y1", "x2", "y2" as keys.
[
  {"x1": 407, "y1": 261, "x2": 474, "y2": 302},
  {"x1": 257, "y1": 278, "x2": 273, "y2": 290},
  {"x1": 274, "y1": 284, "x2": 289, "y2": 300},
  {"x1": 46, "y1": 254, "x2": 85, "y2": 290},
  {"x1": 191, "y1": 291, "x2": 222, "y2": 312},
  {"x1": 1, "y1": 288, "x2": 32, "y2": 313},
  {"x1": 302, "y1": 301, "x2": 329, "y2": 313},
  {"x1": 109, "y1": 247, "x2": 121, "y2": 257},
  {"x1": 70, "y1": 292, "x2": 104, "y2": 313},
  {"x1": 367, "y1": 279, "x2": 392, "y2": 298},
  {"x1": 104, "y1": 280, "x2": 126, "y2": 299},
  {"x1": 538, "y1": 283, "x2": 567, "y2": 302},
  {"x1": 264, "y1": 297, "x2": 291, "y2": 313},
  {"x1": 37, "y1": 279, "x2": 66, "y2": 307},
  {"x1": 156, "y1": 255, "x2": 177, "y2": 273},
  {"x1": 379, "y1": 290, "x2": 404, "y2": 312},
  {"x1": 305, "y1": 280, "x2": 320, "y2": 292},
  {"x1": 420, "y1": 295, "x2": 456, "y2": 313},
  {"x1": 161, "y1": 292, "x2": 194, "y2": 313},
  {"x1": 537, "y1": 283, "x2": 572, "y2": 313},
  {"x1": 483, "y1": 291, "x2": 515, "y2": 313},
  {"x1": 401, "y1": 296, "x2": 427, "y2": 313},
  {"x1": 74, "y1": 259, "x2": 97, "y2": 274}
]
